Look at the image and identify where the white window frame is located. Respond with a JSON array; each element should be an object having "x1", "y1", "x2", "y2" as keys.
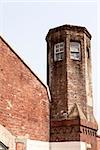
[
  {"x1": 54, "y1": 42, "x2": 64, "y2": 61},
  {"x1": 70, "y1": 42, "x2": 80, "y2": 60}
]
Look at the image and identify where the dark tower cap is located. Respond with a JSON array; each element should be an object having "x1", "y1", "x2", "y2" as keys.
[{"x1": 46, "y1": 24, "x2": 91, "y2": 40}]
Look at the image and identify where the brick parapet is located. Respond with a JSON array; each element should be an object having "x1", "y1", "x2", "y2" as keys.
[{"x1": 50, "y1": 118, "x2": 98, "y2": 149}]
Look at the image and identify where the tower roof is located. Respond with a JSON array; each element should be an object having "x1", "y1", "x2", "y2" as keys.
[{"x1": 46, "y1": 24, "x2": 91, "y2": 40}]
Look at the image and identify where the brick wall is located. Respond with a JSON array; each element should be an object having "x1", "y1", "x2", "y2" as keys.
[
  {"x1": 50, "y1": 119, "x2": 80, "y2": 142},
  {"x1": 16, "y1": 143, "x2": 25, "y2": 150},
  {"x1": 50, "y1": 118, "x2": 98, "y2": 150},
  {"x1": 0, "y1": 37, "x2": 49, "y2": 141},
  {"x1": 66, "y1": 32, "x2": 88, "y2": 116},
  {"x1": 97, "y1": 136, "x2": 100, "y2": 150},
  {"x1": 47, "y1": 30, "x2": 67, "y2": 119},
  {"x1": 46, "y1": 25, "x2": 93, "y2": 120}
]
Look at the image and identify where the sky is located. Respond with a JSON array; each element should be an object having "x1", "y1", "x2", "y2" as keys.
[{"x1": 0, "y1": 0, "x2": 100, "y2": 131}]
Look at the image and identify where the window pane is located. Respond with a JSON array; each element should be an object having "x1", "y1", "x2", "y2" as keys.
[
  {"x1": 55, "y1": 53, "x2": 60, "y2": 61},
  {"x1": 56, "y1": 44, "x2": 59, "y2": 48},
  {"x1": 70, "y1": 42, "x2": 80, "y2": 52},
  {"x1": 56, "y1": 52, "x2": 64, "y2": 61},
  {"x1": 56, "y1": 49, "x2": 59, "y2": 52},
  {"x1": 60, "y1": 52, "x2": 64, "y2": 60},
  {"x1": 60, "y1": 43, "x2": 64, "y2": 48},
  {"x1": 70, "y1": 52, "x2": 80, "y2": 60},
  {"x1": 60, "y1": 48, "x2": 64, "y2": 52}
]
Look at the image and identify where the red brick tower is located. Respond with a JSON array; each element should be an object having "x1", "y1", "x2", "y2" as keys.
[{"x1": 46, "y1": 25, "x2": 98, "y2": 150}]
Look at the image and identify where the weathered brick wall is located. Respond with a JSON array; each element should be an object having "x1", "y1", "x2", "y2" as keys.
[
  {"x1": 47, "y1": 25, "x2": 93, "y2": 120},
  {"x1": 80, "y1": 120, "x2": 98, "y2": 150},
  {"x1": 47, "y1": 30, "x2": 67, "y2": 119},
  {"x1": 0, "y1": 37, "x2": 49, "y2": 141},
  {"x1": 50, "y1": 118, "x2": 98, "y2": 150},
  {"x1": 66, "y1": 31, "x2": 87, "y2": 116},
  {"x1": 46, "y1": 25, "x2": 98, "y2": 150},
  {"x1": 50, "y1": 119, "x2": 80, "y2": 142}
]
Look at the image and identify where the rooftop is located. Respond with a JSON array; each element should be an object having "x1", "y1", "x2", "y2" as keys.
[{"x1": 46, "y1": 24, "x2": 91, "y2": 40}]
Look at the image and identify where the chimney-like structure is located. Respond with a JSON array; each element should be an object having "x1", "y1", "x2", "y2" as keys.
[{"x1": 46, "y1": 24, "x2": 98, "y2": 150}]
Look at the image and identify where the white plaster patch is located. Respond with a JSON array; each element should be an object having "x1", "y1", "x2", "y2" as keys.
[
  {"x1": 0, "y1": 124, "x2": 15, "y2": 150},
  {"x1": 7, "y1": 100, "x2": 12, "y2": 108},
  {"x1": 26, "y1": 139, "x2": 49, "y2": 150},
  {"x1": 50, "y1": 141, "x2": 87, "y2": 150}
]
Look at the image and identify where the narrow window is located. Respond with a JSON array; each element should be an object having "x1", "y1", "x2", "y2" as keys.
[
  {"x1": 87, "y1": 47, "x2": 90, "y2": 58},
  {"x1": 70, "y1": 42, "x2": 80, "y2": 60},
  {"x1": 54, "y1": 42, "x2": 64, "y2": 61}
]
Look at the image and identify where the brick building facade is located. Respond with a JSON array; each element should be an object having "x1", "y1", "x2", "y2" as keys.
[
  {"x1": 0, "y1": 24, "x2": 100, "y2": 150},
  {"x1": 0, "y1": 36, "x2": 49, "y2": 150}
]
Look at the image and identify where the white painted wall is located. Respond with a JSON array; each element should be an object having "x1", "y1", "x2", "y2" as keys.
[
  {"x1": 50, "y1": 141, "x2": 87, "y2": 150},
  {"x1": 26, "y1": 139, "x2": 49, "y2": 150},
  {"x1": 0, "y1": 124, "x2": 89, "y2": 150}
]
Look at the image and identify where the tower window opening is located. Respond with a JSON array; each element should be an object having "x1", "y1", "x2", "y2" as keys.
[
  {"x1": 54, "y1": 42, "x2": 64, "y2": 61},
  {"x1": 87, "y1": 47, "x2": 90, "y2": 58},
  {"x1": 70, "y1": 42, "x2": 80, "y2": 60}
]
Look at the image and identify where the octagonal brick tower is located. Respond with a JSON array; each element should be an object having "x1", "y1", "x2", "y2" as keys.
[{"x1": 46, "y1": 24, "x2": 98, "y2": 150}]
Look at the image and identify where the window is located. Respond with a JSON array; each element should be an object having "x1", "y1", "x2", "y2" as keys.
[
  {"x1": 0, "y1": 142, "x2": 8, "y2": 150},
  {"x1": 70, "y1": 42, "x2": 80, "y2": 60},
  {"x1": 54, "y1": 42, "x2": 64, "y2": 61},
  {"x1": 87, "y1": 47, "x2": 90, "y2": 58}
]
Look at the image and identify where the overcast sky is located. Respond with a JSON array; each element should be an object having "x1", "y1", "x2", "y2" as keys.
[{"x1": 0, "y1": 0, "x2": 100, "y2": 130}]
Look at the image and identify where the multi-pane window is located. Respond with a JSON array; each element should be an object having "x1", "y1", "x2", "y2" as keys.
[
  {"x1": 54, "y1": 42, "x2": 64, "y2": 61},
  {"x1": 70, "y1": 42, "x2": 80, "y2": 60}
]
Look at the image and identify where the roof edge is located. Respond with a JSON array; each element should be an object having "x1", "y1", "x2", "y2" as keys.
[
  {"x1": 46, "y1": 24, "x2": 92, "y2": 40},
  {"x1": 0, "y1": 35, "x2": 48, "y2": 92}
]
